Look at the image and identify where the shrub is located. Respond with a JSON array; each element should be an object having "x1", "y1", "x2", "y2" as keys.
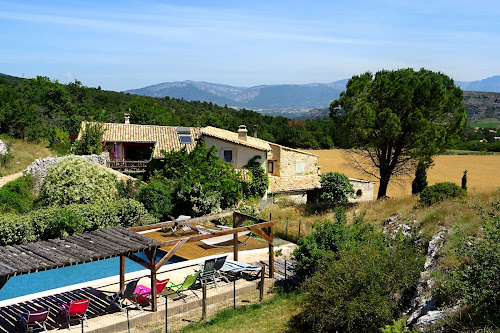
[
  {"x1": 438, "y1": 201, "x2": 500, "y2": 327},
  {"x1": 243, "y1": 155, "x2": 268, "y2": 198},
  {"x1": 135, "y1": 177, "x2": 175, "y2": 220},
  {"x1": 39, "y1": 156, "x2": 119, "y2": 206},
  {"x1": 419, "y1": 182, "x2": 466, "y2": 205},
  {"x1": 149, "y1": 141, "x2": 243, "y2": 216},
  {"x1": 0, "y1": 152, "x2": 13, "y2": 167},
  {"x1": 411, "y1": 161, "x2": 428, "y2": 195},
  {"x1": 71, "y1": 122, "x2": 105, "y2": 155},
  {"x1": 319, "y1": 172, "x2": 354, "y2": 205},
  {"x1": 291, "y1": 219, "x2": 375, "y2": 281},
  {"x1": 299, "y1": 238, "x2": 424, "y2": 333},
  {"x1": 0, "y1": 213, "x2": 36, "y2": 245},
  {"x1": 0, "y1": 198, "x2": 156, "y2": 245},
  {"x1": 0, "y1": 175, "x2": 35, "y2": 213}
]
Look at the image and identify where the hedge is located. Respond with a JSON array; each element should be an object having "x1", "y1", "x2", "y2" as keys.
[
  {"x1": 419, "y1": 182, "x2": 466, "y2": 205},
  {"x1": 0, "y1": 198, "x2": 157, "y2": 246}
]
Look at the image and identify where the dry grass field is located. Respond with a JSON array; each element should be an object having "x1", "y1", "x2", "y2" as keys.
[{"x1": 303, "y1": 149, "x2": 500, "y2": 199}]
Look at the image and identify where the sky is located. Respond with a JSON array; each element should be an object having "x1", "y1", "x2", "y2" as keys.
[{"x1": 1, "y1": 0, "x2": 499, "y2": 91}]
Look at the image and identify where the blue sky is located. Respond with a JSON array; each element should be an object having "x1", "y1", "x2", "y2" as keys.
[{"x1": 1, "y1": 0, "x2": 499, "y2": 91}]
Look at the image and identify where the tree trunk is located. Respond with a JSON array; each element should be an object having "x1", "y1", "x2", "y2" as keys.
[{"x1": 377, "y1": 171, "x2": 391, "y2": 199}]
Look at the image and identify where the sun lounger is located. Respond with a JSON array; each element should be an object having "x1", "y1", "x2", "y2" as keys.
[
  {"x1": 134, "y1": 278, "x2": 169, "y2": 306},
  {"x1": 19, "y1": 308, "x2": 49, "y2": 333},
  {"x1": 60, "y1": 298, "x2": 89, "y2": 329},
  {"x1": 107, "y1": 279, "x2": 147, "y2": 317},
  {"x1": 164, "y1": 272, "x2": 200, "y2": 302},
  {"x1": 219, "y1": 260, "x2": 262, "y2": 277}
]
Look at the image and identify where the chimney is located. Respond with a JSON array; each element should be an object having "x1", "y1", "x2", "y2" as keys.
[
  {"x1": 124, "y1": 113, "x2": 130, "y2": 124},
  {"x1": 253, "y1": 125, "x2": 258, "y2": 138},
  {"x1": 238, "y1": 125, "x2": 248, "y2": 141}
]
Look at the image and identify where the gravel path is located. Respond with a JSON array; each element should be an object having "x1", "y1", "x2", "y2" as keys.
[{"x1": 0, "y1": 171, "x2": 23, "y2": 187}]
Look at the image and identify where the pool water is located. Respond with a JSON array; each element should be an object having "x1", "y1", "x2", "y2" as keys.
[{"x1": 0, "y1": 251, "x2": 184, "y2": 301}]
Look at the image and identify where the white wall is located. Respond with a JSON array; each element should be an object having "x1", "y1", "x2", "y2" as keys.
[{"x1": 203, "y1": 137, "x2": 267, "y2": 170}]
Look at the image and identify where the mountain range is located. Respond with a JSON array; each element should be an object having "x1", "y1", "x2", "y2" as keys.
[{"x1": 125, "y1": 76, "x2": 500, "y2": 117}]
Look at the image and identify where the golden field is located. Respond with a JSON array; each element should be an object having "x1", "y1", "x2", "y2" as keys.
[{"x1": 303, "y1": 149, "x2": 500, "y2": 199}]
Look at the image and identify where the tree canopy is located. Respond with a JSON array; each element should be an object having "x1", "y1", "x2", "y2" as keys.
[{"x1": 331, "y1": 68, "x2": 467, "y2": 199}]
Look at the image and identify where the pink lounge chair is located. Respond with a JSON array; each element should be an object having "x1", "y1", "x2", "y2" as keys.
[
  {"x1": 133, "y1": 278, "x2": 170, "y2": 306},
  {"x1": 60, "y1": 298, "x2": 89, "y2": 329},
  {"x1": 19, "y1": 308, "x2": 49, "y2": 333}
]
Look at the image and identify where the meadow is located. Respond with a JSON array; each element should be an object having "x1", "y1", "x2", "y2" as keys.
[{"x1": 303, "y1": 149, "x2": 500, "y2": 199}]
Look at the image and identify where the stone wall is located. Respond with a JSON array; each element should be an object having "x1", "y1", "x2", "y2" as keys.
[
  {"x1": 25, "y1": 153, "x2": 110, "y2": 194},
  {"x1": 349, "y1": 179, "x2": 375, "y2": 202},
  {"x1": 273, "y1": 144, "x2": 319, "y2": 177}
]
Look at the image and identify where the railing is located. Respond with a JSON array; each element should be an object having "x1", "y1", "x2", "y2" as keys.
[{"x1": 107, "y1": 160, "x2": 149, "y2": 171}]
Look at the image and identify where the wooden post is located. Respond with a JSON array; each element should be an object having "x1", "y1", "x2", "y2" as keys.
[
  {"x1": 120, "y1": 255, "x2": 125, "y2": 291},
  {"x1": 151, "y1": 270, "x2": 158, "y2": 312},
  {"x1": 233, "y1": 213, "x2": 238, "y2": 261},
  {"x1": 202, "y1": 282, "x2": 207, "y2": 319},
  {"x1": 268, "y1": 226, "x2": 274, "y2": 279},
  {"x1": 151, "y1": 247, "x2": 158, "y2": 312},
  {"x1": 260, "y1": 265, "x2": 265, "y2": 302}
]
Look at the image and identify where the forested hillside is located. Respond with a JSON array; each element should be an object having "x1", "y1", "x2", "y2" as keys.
[{"x1": 0, "y1": 74, "x2": 340, "y2": 150}]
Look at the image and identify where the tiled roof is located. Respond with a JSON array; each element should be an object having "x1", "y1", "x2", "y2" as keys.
[
  {"x1": 202, "y1": 126, "x2": 272, "y2": 152},
  {"x1": 268, "y1": 175, "x2": 321, "y2": 193},
  {"x1": 268, "y1": 142, "x2": 319, "y2": 157},
  {"x1": 80, "y1": 122, "x2": 201, "y2": 158}
]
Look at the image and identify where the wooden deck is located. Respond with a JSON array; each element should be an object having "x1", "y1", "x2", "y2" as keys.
[{"x1": 144, "y1": 228, "x2": 269, "y2": 260}]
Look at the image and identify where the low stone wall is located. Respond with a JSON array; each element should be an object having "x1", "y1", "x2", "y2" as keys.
[
  {"x1": 24, "y1": 153, "x2": 110, "y2": 194},
  {"x1": 349, "y1": 178, "x2": 375, "y2": 202}
]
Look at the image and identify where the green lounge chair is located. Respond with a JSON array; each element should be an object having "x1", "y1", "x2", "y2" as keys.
[{"x1": 164, "y1": 272, "x2": 200, "y2": 302}]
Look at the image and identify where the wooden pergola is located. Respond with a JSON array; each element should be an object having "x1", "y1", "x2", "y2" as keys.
[
  {"x1": 0, "y1": 211, "x2": 276, "y2": 314},
  {"x1": 128, "y1": 211, "x2": 276, "y2": 311},
  {"x1": 0, "y1": 227, "x2": 162, "y2": 292}
]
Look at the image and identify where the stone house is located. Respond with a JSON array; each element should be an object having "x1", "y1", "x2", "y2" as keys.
[{"x1": 78, "y1": 118, "x2": 374, "y2": 203}]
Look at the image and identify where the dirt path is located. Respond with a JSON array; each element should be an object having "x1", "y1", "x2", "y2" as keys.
[{"x1": 0, "y1": 171, "x2": 23, "y2": 187}]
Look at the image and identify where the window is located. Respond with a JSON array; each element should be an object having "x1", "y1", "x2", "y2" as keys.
[
  {"x1": 268, "y1": 161, "x2": 274, "y2": 173},
  {"x1": 179, "y1": 135, "x2": 192, "y2": 144},
  {"x1": 223, "y1": 150, "x2": 233, "y2": 163},
  {"x1": 296, "y1": 160, "x2": 304, "y2": 174},
  {"x1": 356, "y1": 189, "x2": 363, "y2": 197}
]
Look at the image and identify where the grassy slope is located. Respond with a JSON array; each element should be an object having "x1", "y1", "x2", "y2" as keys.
[{"x1": 0, "y1": 136, "x2": 53, "y2": 176}]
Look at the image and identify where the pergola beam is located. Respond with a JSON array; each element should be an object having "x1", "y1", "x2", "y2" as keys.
[{"x1": 129, "y1": 211, "x2": 235, "y2": 233}]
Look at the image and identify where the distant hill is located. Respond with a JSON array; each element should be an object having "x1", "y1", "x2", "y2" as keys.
[
  {"x1": 457, "y1": 76, "x2": 500, "y2": 93},
  {"x1": 125, "y1": 76, "x2": 500, "y2": 118},
  {"x1": 124, "y1": 80, "x2": 348, "y2": 113}
]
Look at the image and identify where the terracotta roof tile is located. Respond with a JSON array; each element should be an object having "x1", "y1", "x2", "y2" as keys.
[
  {"x1": 202, "y1": 126, "x2": 272, "y2": 152},
  {"x1": 81, "y1": 122, "x2": 201, "y2": 158}
]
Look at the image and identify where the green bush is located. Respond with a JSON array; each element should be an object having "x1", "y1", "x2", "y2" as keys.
[
  {"x1": 71, "y1": 122, "x2": 105, "y2": 155},
  {"x1": 39, "y1": 156, "x2": 119, "y2": 206},
  {"x1": 291, "y1": 218, "x2": 375, "y2": 281},
  {"x1": 299, "y1": 238, "x2": 424, "y2": 333},
  {"x1": 438, "y1": 201, "x2": 500, "y2": 328},
  {"x1": 243, "y1": 155, "x2": 268, "y2": 198},
  {"x1": 0, "y1": 175, "x2": 35, "y2": 213},
  {"x1": 149, "y1": 141, "x2": 243, "y2": 217},
  {"x1": 0, "y1": 213, "x2": 36, "y2": 245},
  {"x1": 319, "y1": 172, "x2": 354, "y2": 205},
  {"x1": 0, "y1": 198, "x2": 156, "y2": 245},
  {"x1": 136, "y1": 177, "x2": 175, "y2": 220},
  {"x1": 419, "y1": 182, "x2": 466, "y2": 205}
]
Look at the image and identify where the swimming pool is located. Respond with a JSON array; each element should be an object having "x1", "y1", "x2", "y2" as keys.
[{"x1": 0, "y1": 251, "x2": 185, "y2": 301}]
